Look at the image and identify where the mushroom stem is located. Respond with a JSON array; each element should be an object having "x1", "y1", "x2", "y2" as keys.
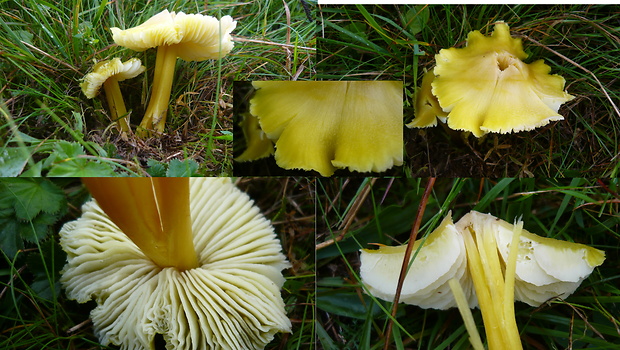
[
  {"x1": 448, "y1": 278, "x2": 484, "y2": 350},
  {"x1": 137, "y1": 45, "x2": 178, "y2": 137},
  {"x1": 102, "y1": 77, "x2": 130, "y2": 132},
  {"x1": 81, "y1": 178, "x2": 199, "y2": 271},
  {"x1": 461, "y1": 222, "x2": 523, "y2": 350},
  {"x1": 151, "y1": 178, "x2": 199, "y2": 271}
]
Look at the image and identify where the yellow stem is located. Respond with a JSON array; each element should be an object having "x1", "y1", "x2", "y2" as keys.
[
  {"x1": 503, "y1": 220, "x2": 524, "y2": 348},
  {"x1": 137, "y1": 45, "x2": 178, "y2": 137},
  {"x1": 81, "y1": 178, "x2": 199, "y2": 270},
  {"x1": 480, "y1": 220, "x2": 506, "y2": 348},
  {"x1": 461, "y1": 221, "x2": 524, "y2": 350},
  {"x1": 151, "y1": 178, "x2": 198, "y2": 270},
  {"x1": 102, "y1": 77, "x2": 130, "y2": 132},
  {"x1": 449, "y1": 278, "x2": 485, "y2": 350},
  {"x1": 462, "y1": 227, "x2": 503, "y2": 348}
]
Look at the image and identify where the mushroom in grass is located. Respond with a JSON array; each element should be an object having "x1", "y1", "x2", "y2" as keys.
[
  {"x1": 249, "y1": 81, "x2": 403, "y2": 176},
  {"x1": 60, "y1": 178, "x2": 291, "y2": 350},
  {"x1": 111, "y1": 10, "x2": 236, "y2": 137},
  {"x1": 360, "y1": 210, "x2": 604, "y2": 350},
  {"x1": 407, "y1": 22, "x2": 574, "y2": 137},
  {"x1": 81, "y1": 57, "x2": 145, "y2": 133}
]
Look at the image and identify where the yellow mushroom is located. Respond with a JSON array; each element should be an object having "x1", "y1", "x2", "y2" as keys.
[
  {"x1": 111, "y1": 10, "x2": 236, "y2": 137},
  {"x1": 235, "y1": 112, "x2": 275, "y2": 162},
  {"x1": 455, "y1": 211, "x2": 606, "y2": 307},
  {"x1": 60, "y1": 178, "x2": 291, "y2": 350},
  {"x1": 405, "y1": 69, "x2": 447, "y2": 128},
  {"x1": 249, "y1": 81, "x2": 404, "y2": 176},
  {"x1": 360, "y1": 210, "x2": 605, "y2": 350},
  {"x1": 408, "y1": 22, "x2": 574, "y2": 137},
  {"x1": 360, "y1": 214, "x2": 475, "y2": 310},
  {"x1": 80, "y1": 57, "x2": 145, "y2": 133}
]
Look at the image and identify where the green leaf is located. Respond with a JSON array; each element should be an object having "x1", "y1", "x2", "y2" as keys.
[
  {"x1": 48, "y1": 140, "x2": 83, "y2": 159},
  {"x1": 340, "y1": 22, "x2": 368, "y2": 42},
  {"x1": 18, "y1": 211, "x2": 58, "y2": 242},
  {"x1": 403, "y1": 5, "x2": 429, "y2": 35},
  {"x1": 0, "y1": 147, "x2": 30, "y2": 176},
  {"x1": 317, "y1": 288, "x2": 385, "y2": 319},
  {"x1": 48, "y1": 160, "x2": 116, "y2": 176},
  {"x1": 0, "y1": 179, "x2": 69, "y2": 256},
  {"x1": 212, "y1": 130, "x2": 233, "y2": 141},
  {"x1": 1, "y1": 178, "x2": 65, "y2": 221},
  {"x1": 166, "y1": 159, "x2": 199, "y2": 177},
  {"x1": 0, "y1": 220, "x2": 23, "y2": 258},
  {"x1": 46, "y1": 141, "x2": 116, "y2": 176},
  {"x1": 323, "y1": 19, "x2": 388, "y2": 55},
  {"x1": 146, "y1": 159, "x2": 167, "y2": 177},
  {"x1": 14, "y1": 30, "x2": 34, "y2": 45},
  {"x1": 20, "y1": 160, "x2": 44, "y2": 177}
]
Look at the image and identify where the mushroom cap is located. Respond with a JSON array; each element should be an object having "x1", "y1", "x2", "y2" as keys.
[
  {"x1": 235, "y1": 112, "x2": 275, "y2": 162},
  {"x1": 406, "y1": 69, "x2": 448, "y2": 128},
  {"x1": 360, "y1": 210, "x2": 605, "y2": 310},
  {"x1": 432, "y1": 22, "x2": 574, "y2": 137},
  {"x1": 455, "y1": 211, "x2": 605, "y2": 306},
  {"x1": 80, "y1": 57, "x2": 145, "y2": 98},
  {"x1": 360, "y1": 214, "x2": 475, "y2": 310},
  {"x1": 250, "y1": 81, "x2": 403, "y2": 176},
  {"x1": 111, "y1": 10, "x2": 236, "y2": 61},
  {"x1": 59, "y1": 178, "x2": 291, "y2": 350}
]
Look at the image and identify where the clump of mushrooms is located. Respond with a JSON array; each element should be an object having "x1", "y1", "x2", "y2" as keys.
[
  {"x1": 111, "y1": 10, "x2": 236, "y2": 137},
  {"x1": 360, "y1": 210, "x2": 605, "y2": 349},
  {"x1": 243, "y1": 81, "x2": 404, "y2": 176},
  {"x1": 59, "y1": 178, "x2": 291, "y2": 350},
  {"x1": 406, "y1": 22, "x2": 574, "y2": 137},
  {"x1": 81, "y1": 57, "x2": 145, "y2": 133}
]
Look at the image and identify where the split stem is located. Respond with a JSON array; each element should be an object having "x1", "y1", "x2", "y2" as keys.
[
  {"x1": 461, "y1": 222, "x2": 523, "y2": 350},
  {"x1": 462, "y1": 227, "x2": 503, "y2": 348}
]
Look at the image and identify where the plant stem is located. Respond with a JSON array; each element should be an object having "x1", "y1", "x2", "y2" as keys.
[{"x1": 137, "y1": 45, "x2": 178, "y2": 137}]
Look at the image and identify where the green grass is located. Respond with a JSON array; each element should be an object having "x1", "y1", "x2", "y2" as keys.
[
  {"x1": 316, "y1": 178, "x2": 620, "y2": 349},
  {"x1": 0, "y1": 0, "x2": 316, "y2": 176},
  {"x1": 0, "y1": 177, "x2": 315, "y2": 349},
  {"x1": 318, "y1": 5, "x2": 620, "y2": 177}
]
